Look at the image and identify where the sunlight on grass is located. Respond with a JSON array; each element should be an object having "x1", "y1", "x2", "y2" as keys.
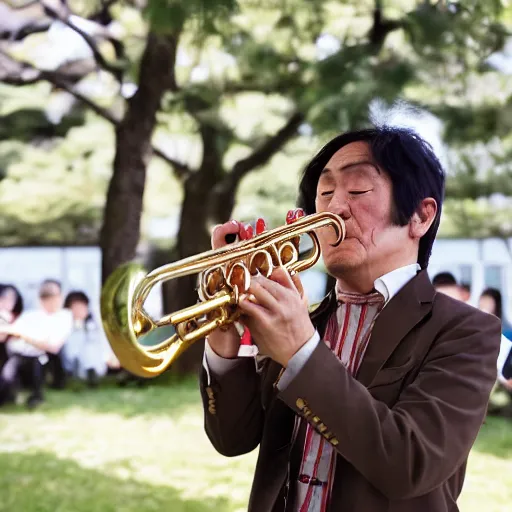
[{"x1": 0, "y1": 378, "x2": 511, "y2": 511}]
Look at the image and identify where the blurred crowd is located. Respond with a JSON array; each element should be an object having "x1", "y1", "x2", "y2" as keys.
[
  {"x1": 1, "y1": 272, "x2": 511, "y2": 412},
  {"x1": 0, "y1": 279, "x2": 123, "y2": 409},
  {"x1": 432, "y1": 272, "x2": 512, "y2": 401}
]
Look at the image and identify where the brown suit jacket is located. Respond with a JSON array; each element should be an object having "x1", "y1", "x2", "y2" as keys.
[{"x1": 200, "y1": 270, "x2": 501, "y2": 511}]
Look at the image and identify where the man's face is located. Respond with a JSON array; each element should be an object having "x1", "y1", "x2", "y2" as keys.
[
  {"x1": 478, "y1": 295, "x2": 496, "y2": 316},
  {"x1": 40, "y1": 283, "x2": 62, "y2": 314},
  {"x1": 70, "y1": 301, "x2": 89, "y2": 322},
  {"x1": 315, "y1": 141, "x2": 410, "y2": 277},
  {"x1": 0, "y1": 288, "x2": 17, "y2": 312},
  {"x1": 436, "y1": 285, "x2": 464, "y2": 301}
]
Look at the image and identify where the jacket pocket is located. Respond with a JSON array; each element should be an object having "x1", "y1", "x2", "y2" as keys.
[{"x1": 368, "y1": 357, "x2": 415, "y2": 389}]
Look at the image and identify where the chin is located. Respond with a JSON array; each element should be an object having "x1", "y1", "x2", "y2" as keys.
[{"x1": 323, "y1": 248, "x2": 365, "y2": 277}]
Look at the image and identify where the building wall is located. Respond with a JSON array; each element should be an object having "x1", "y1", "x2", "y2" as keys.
[{"x1": 1, "y1": 237, "x2": 511, "y2": 328}]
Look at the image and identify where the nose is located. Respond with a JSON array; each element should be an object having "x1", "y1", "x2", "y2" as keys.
[{"x1": 329, "y1": 192, "x2": 351, "y2": 220}]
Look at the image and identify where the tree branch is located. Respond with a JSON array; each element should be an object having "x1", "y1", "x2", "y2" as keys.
[
  {"x1": 0, "y1": 48, "x2": 191, "y2": 179},
  {"x1": 39, "y1": 0, "x2": 126, "y2": 81},
  {"x1": 369, "y1": 0, "x2": 403, "y2": 50},
  {"x1": 228, "y1": 111, "x2": 304, "y2": 186}
]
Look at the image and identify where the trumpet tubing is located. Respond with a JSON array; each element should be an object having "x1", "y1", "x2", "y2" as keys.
[{"x1": 100, "y1": 212, "x2": 345, "y2": 378}]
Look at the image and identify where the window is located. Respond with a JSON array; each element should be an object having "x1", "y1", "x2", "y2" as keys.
[
  {"x1": 459, "y1": 265, "x2": 473, "y2": 287},
  {"x1": 484, "y1": 265, "x2": 503, "y2": 291}
]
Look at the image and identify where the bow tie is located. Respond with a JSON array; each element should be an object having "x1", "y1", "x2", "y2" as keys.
[{"x1": 335, "y1": 284, "x2": 385, "y2": 306}]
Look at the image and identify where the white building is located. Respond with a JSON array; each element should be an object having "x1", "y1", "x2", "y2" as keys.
[{"x1": 1, "y1": 237, "x2": 511, "y2": 328}]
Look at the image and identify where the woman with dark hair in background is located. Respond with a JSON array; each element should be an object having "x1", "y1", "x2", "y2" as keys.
[
  {"x1": 478, "y1": 287, "x2": 512, "y2": 390},
  {"x1": 62, "y1": 291, "x2": 117, "y2": 387},
  {"x1": 479, "y1": 287, "x2": 503, "y2": 319},
  {"x1": 0, "y1": 284, "x2": 24, "y2": 370}
]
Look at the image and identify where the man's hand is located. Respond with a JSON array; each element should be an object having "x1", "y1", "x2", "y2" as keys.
[
  {"x1": 206, "y1": 220, "x2": 246, "y2": 359},
  {"x1": 238, "y1": 266, "x2": 315, "y2": 367},
  {"x1": 0, "y1": 323, "x2": 15, "y2": 337},
  {"x1": 0, "y1": 323, "x2": 17, "y2": 343}
]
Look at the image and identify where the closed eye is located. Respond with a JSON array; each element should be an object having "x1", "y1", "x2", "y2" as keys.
[
  {"x1": 349, "y1": 190, "x2": 372, "y2": 195},
  {"x1": 320, "y1": 191, "x2": 334, "y2": 196}
]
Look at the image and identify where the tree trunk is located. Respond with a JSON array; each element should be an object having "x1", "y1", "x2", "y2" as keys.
[
  {"x1": 100, "y1": 32, "x2": 179, "y2": 282},
  {"x1": 162, "y1": 167, "x2": 235, "y2": 374},
  {"x1": 161, "y1": 114, "x2": 303, "y2": 374}
]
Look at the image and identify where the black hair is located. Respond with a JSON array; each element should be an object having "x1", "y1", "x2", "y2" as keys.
[
  {"x1": 64, "y1": 291, "x2": 93, "y2": 327},
  {"x1": 0, "y1": 283, "x2": 24, "y2": 317},
  {"x1": 39, "y1": 279, "x2": 62, "y2": 299},
  {"x1": 41, "y1": 279, "x2": 62, "y2": 290},
  {"x1": 480, "y1": 287, "x2": 502, "y2": 320},
  {"x1": 64, "y1": 291, "x2": 90, "y2": 308},
  {"x1": 298, "y1": 126, "x2": 445, "y2": 269},
  {"x1": 432, "y1": 272, "x2": 458, "y2": 288}
]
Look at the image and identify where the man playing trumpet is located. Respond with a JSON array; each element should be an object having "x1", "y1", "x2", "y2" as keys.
[{"x1": 200, "y1": 126, "x2": 501, "y2": 512}]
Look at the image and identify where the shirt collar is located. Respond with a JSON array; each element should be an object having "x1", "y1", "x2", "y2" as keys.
[{"x1": 374, "y1": 263, "x2": 421, "y2": 304}]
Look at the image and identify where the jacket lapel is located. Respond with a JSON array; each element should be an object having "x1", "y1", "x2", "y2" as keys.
[{"x1": 356, "y1": 270, "x2": 436, "y2": 387}]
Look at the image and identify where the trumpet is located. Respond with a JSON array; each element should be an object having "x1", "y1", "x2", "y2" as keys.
[{"x1": 100, "y1": 212, "x2": 345, "y2": 378}]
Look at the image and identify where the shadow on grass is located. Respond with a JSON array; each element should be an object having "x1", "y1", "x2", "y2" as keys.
[
  {"x1": 0, "y1": 451, "x2": 230, "y2": 512},
  {"x1": 0, "y1": 375, "x2": 202, "y2": 419},
  {"x1": 472, "y1": 416, "x2": 512, "y2": 460}
]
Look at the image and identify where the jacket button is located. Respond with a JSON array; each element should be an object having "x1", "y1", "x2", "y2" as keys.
[
  {"x1": 331, "y1": 438, "x2": 339, "y2": 446},
  {"x1": 317, "y1": 423, "x2": 327, "y2": 433},
  {"x1": 323, "y1": 431, "x2": 333, "y2": 441},
  {"x1": 296, "y1": 398, "x2": 306, "y2": 410}
]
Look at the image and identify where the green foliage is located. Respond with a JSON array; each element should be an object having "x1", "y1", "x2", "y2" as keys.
[
  {"x1": 0, "y1": 108, "x2": 86, "y2": 143},
  {"x1": 144, "y1": 0, "x2": 239, "y2": 34},
  {"x1": 1, "y1": 0, "x2": 512, "y2": 245},
  {"x1": 441, "y1": 198, "x2": 512, "y2": 239}
]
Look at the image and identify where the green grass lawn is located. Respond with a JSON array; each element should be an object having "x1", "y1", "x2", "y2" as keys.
[{"x1": 0, "y1": 378, "x2": 511, "y2": 512}]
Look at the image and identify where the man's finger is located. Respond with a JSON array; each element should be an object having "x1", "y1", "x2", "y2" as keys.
[
  {"x1": 238, "y1": 294, "x2": 271, "y2": 321},
  {"x1": 290, "y1": 272, "x2": 306, "y2": 299},
  {"x1": 245, "y1": 279, "x2": 279, "y2": 311},
  {"x1": 249, "y1": 273, "x2": 289, "y2": 301},
  {"x1": 269, "y1": 266, "x2": 298, "y2": 293},
  {"x1": 211, "y1": 220, "x2": 240, "y2": 249}
]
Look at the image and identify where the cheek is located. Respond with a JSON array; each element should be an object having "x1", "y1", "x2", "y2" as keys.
[{"x1": 352, "y1": 199, "x2": 390, "y2": 236}]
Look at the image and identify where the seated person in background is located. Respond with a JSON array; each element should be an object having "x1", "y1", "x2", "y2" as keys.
[
  {"x1": 478, "y1": 287, "x2": 512, "y2": 390},
  {"x1": 478, "y1": 287, "x2": 503, "y2": 318},
  {"x1": 0, "y1": 284, "x2": 24, "y2": 369},
  {"x1": 432, "y1": 272, "x2": 464, "y2": 300},
  {"x1": 0, "y1": 279, "x2": 73, "y2": 408},
  {"x1": 459, "y1": 282, "x2": 471, "y2": 303},
  {"x1": 62, "y1": 291, "x2": 118, "y2": 387}
]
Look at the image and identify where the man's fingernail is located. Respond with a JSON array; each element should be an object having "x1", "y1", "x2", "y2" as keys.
[{"x1": 256, "y1": 218, "x2": 266, "y2": 235}]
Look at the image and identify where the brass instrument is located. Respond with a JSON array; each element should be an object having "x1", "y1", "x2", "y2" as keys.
[{"x1": 100, "y1": 212, "x2": 345, "y2": 378}]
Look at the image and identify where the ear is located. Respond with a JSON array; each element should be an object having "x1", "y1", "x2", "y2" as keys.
[{"x1": 409, "y1": 198, "x2": 437, "y2": 239}]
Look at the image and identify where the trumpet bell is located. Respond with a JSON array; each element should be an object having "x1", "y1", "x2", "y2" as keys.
[{"x1": 100, "y1": 263, "x2": 180, "y2": 377}]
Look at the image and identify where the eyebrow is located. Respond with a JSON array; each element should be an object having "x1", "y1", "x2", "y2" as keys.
[{"x1": 320, "y1": 160, "x2": 380, "y2": 175}]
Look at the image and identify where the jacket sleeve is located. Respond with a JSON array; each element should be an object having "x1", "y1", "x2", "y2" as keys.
[
  {"x1": 200, "y1": 356, "x2": 264, "y2": 457},
  {"x1": 278, "y1": 311, "x2": 501, "y2": 500}
]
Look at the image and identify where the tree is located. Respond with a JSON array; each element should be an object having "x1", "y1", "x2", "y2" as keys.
[{"x1": 0, "y1": 0, "x2": 510, "y2": 372}]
